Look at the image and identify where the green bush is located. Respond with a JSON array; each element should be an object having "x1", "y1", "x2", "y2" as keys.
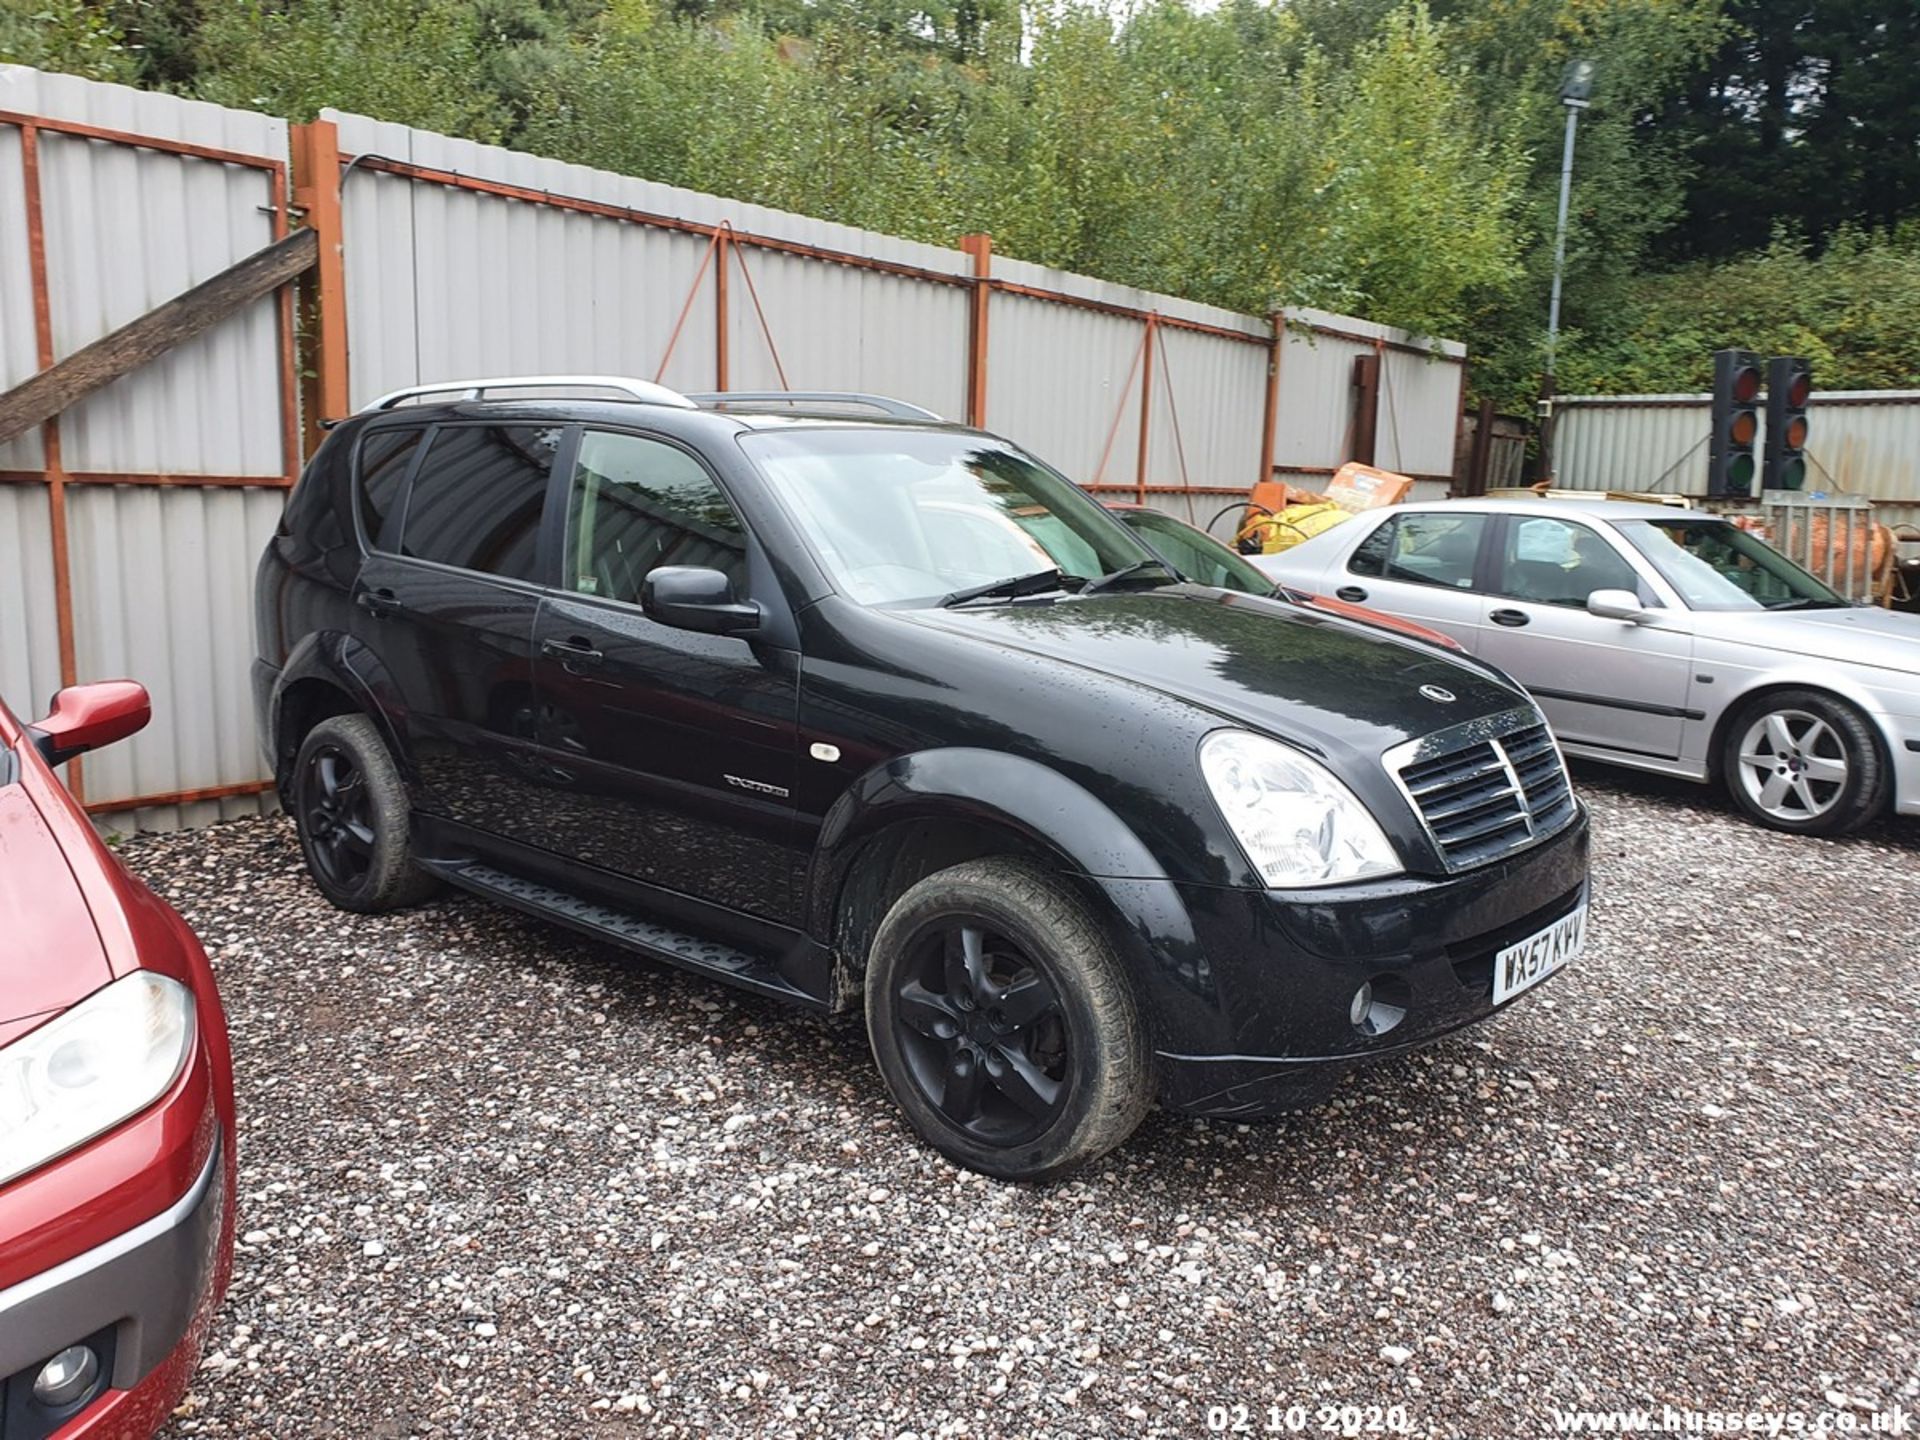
[{"x1": 8, "y1": 0, "x2": 1912, "y2": 405}]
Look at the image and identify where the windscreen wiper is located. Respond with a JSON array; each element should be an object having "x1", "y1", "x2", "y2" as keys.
[
  {"x1": 1078, "y1": 558, "x2": 1179, "y2": 596},
  {"x1": 938, "y1": 568, "x2": 1079, "y2": 608},
  {"x1": 1765, "y1": 597, "x2": 1851, "y2": 611}
]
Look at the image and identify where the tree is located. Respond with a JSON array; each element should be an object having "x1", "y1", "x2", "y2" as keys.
[
  {"x1": 1658, "y1": 0, "x2": 1920, "y2": 260},
  {"x1": 1440, "y1": 0, "x2": 1726, "y2": 406},
  {"x1": 192, "y1": 0, "x2": 487, "y2": 132},
  {"x1": 0, "y1": 0, "x2": 141, "y2": 82}
]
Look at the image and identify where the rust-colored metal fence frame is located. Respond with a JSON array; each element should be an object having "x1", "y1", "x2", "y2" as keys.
[
  {"x1": 0, "y1": 107, "x2": 297, "y2": 815},
  {"x1": 4, "y1": 100, "x2": 1466, "y2": 823},
  {"x1": 304, "y1": 133, "x2": 1300, "y2": 509}
]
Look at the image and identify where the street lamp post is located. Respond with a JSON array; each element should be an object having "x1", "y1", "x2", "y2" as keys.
[{"x1": 1537, "y1": 58, "x2": 1594, "y2": 485}]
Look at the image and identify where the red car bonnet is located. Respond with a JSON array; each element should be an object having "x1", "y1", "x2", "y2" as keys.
[
  {"x1": 1, "y1": 694, "x2": 178, "y2": 984},
  {"x1": 0, "y1": 697, "x2": 115, "y2": 1025}
]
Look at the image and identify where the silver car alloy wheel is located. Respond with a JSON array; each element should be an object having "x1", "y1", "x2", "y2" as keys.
[{"x1": 1735, "y1": 708, "x2": 1850, "y2": 822}]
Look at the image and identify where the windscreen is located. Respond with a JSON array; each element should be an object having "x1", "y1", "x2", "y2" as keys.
[
  {"x1": 1615, "y1": 517, "x2": 1848, "y2": 611},
  {"x1": 741, "y1": 429, "x2": 1155, "y2": 606}
]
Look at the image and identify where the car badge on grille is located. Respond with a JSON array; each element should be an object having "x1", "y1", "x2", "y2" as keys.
[{"x1": 1419, "y1": 684, "x2": 1457, "y2": 704}]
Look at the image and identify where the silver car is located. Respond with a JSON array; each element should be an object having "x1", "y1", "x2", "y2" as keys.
[{"x1": 1256, "y1": 497, "x2": 1920, "y2": 836}]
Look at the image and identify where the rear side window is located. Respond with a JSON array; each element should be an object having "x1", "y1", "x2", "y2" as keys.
[
  {"x1": 397, "y1": 424, "x2": 563, "y2": 581},
  {"x1": 564, "y1": 430, "x2": 747, "y2": 604},
  {"x1": 1349, "y1": 513, "x2": 1486, "y2": 590},
  {"x1": 355, "y1": 425, "x2": 424, "y2": 546},
  {"x1": 1494, "y1": 516, "x2": 1646, "y2": 607}
]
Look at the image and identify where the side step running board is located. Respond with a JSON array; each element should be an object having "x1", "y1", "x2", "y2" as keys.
[{"x1": 431, "y1": 861, "x2": 816, "y2": 1007}]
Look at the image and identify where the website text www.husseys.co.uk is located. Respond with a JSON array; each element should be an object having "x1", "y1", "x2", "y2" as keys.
[{"x1": 1547, "y1": 1404, "x2": 1912, "y2": 1436}]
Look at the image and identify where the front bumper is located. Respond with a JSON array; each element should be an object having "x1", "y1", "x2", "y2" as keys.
[
  {"x1": 1148, "y1": 806, "x2": 1591, "y2": 1116},
  {"x1": 1892, "y1": 732, "x2": 1920, "y2": 818},
  {"x1": 0, "y1": 1139, "x2": 228, "y2": 1438}
]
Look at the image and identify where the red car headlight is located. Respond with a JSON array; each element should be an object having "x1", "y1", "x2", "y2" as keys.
[{"x1": 0, "y1": 972, "x2": 196, "y2": 1187}]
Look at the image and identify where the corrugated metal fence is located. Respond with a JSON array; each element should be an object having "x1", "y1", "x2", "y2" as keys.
[
  {"x1": 1556, "y1": 390, "x2": 1920, "y2": 534},
  {"x1": 0, "y1": 65, "x2": 294, "y2": 833},
  {"x1": 321, "y1": 110, "x2": 1468, "y2": 529},
  {"x1": 1, "y1": 65, "x2": 1470, "y2": 833}
]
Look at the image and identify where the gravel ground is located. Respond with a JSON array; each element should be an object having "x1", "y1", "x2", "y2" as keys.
[{"x1": 134, "y1": 769, "x2": 1918, "y2": 1440}]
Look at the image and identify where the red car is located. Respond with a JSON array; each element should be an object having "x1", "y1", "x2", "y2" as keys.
[{"x1": 0, "y1": 682, "x2": 235, "y2": 1440}]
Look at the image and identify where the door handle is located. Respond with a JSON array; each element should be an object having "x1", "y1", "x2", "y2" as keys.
[
  {"x1": 541, "y1": 636, "x2": 605, "y2": 668},
  {"x1": 356, "y1": 587, "x2": 403, "y2": 619},
  {"x1": 1489, "y1": 608, "x2": 1530, "y2": 628},
  {"x1": 1335, "y1": 586, "x2": 1368, "y2": 603}
]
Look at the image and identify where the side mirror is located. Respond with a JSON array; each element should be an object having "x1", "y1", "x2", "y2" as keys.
[
  {"x1": 642, "y1": 566, "x2": 762, "y2": 636},
  {"x1": 1586, "y1": 588, "x2": 1651, "y2": 624},
  {"x1": 32, "y1": 680, "x2": 151, "y2": 766}
]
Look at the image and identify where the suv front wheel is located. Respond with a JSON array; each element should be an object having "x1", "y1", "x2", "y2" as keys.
[
  {"x1": 291, "y1": 713, "x2": 441, "y2": 912},
  {"x1": 864, "y1": 858, "x2": 1153, "y2": 1180}
]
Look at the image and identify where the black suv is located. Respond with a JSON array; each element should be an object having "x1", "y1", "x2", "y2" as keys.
[{"x1": 253, "y1": 377, "x2": 1590, "y2": 1179}]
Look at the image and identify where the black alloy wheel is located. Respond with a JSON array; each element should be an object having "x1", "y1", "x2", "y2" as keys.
[
  {"x1": 865, "y1": 857, "x2": 1152, "y2": 1181},
  {"x1": 892, "y1": 920, "x2": 1072, "y2": 1146},
  {"x1": 298, "y1": 741, "x2": 376, "y2": 893},
  {"x1": 290, "y1": 712, "x2": 441, "y2": 912}
]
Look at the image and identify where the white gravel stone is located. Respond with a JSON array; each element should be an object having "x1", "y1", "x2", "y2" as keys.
[{"x1": 123, "y1": 777, "x2": 1919, "y2": 1439}]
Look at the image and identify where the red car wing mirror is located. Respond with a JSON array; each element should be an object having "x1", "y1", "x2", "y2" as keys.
[{"x1": 32, "y1": 681, "x2": 152, "y2": 766}]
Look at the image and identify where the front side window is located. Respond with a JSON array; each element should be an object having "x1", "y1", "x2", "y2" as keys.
[
  {"x1": 1349, "y1": 513, "x2": 1486, "y2": 590},
  {"x1": 740, "y1": 429, "x2": 1153, "y2": 607},
  {"x1": 1616, "y1": 517, "x2": 1848, "y2": 611},
  {"x1": 566, "y1": 430, "x2": 747, "y2": 604},
  {"x1": 1493, "y1": 516, "x2": 1646, "y2": 607},
  {"x1": 398, "y1": 424, "x2": 562, "y2": 581}
]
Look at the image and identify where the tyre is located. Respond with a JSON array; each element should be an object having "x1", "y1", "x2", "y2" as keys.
[
  {"x1": 1721, "y1": 689, "x2": 1889, "y2": 837},
  {"x1": 864, "y1": 858, "x2": 1152, "y2": 1181},
  {"x1": 291, "y1": 713, "x2": 441, "y2": 911}
]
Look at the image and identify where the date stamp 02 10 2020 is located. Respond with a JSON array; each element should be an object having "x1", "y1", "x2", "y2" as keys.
[
  {"x1": 1203, "y1": 1403, "x2": 1415, "y2": 1436},
  {"x1": 1201, "y1": 1400, "x2": 1916, "y2": 1437}
]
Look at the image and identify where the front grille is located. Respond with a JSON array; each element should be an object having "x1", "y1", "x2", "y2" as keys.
[{"x1": 1388, "y1": 708, "x2": 1576, "y2": 872}]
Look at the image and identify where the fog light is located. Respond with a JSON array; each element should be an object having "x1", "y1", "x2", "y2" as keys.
[
  {"x1": 33, "y1": 1345, "x2": 99, "y2": 1409},
  {"x1": 1350, "y1": 975, "x2": 1410, "y2": 1038}
]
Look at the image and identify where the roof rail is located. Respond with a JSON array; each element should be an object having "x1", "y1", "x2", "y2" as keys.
[
  {"x1": 363, "y1": 375, "x2": 697, "y2": 412},
  {"x1": 687, "y1": 391, "x2": 943, "y2": 422}
]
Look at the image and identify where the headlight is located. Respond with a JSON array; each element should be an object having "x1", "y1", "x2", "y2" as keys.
[
  {"x1": 0, "y1": 972, "x2": 196, "y2": 1187},
  {"x1": 1200, "y1": 730, "x2": 1402, "y2": 887}
]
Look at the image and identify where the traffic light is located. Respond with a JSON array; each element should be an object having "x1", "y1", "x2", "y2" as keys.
[
  {"x1": 1707, "y1": 348, "x2": 1762, "y2": 498},
  {"x1": 1764, "y1": 356, "x2": 1812, "y2": 491}
]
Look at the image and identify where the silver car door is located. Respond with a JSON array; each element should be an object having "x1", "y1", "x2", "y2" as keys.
[
  {"x1": 1475, "y1": 514, "x2": 1696, "y2": 760},
  {"x1": 1329, "y1": 510, "x2": 1492, "y2": 651}
]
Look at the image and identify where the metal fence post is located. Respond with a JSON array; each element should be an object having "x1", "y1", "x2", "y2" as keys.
[
  {"x1": 291, "y1": 119, "x2": 349, "y2": 455},
  {"x1": 20, "y1": 121, "x2": 82, "y2": 802},
  {"x1": 714, "y1": 226, "x2": 730, "y2": 391},
  {"x1": 1258, "y1": 311, "x2": 1282, "y2": 490},
  {"x1": 1351, "y1": 350, "x2": 1381, "y2": 466},
  {"x1": 1137, "y1": 313, "x2": 1158, "y2": 506},
  {"x1": 960, "y1": 234, "x2": 992, "y2": 428},
  {"x1": 1465, "y1": 395, "x2": 1495, "y2": 497}
]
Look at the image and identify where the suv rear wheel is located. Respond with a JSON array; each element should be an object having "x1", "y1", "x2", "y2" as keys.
[
  {"x1": 291, "y1": 713, "x2": 440, "y2": 912},
  {"x1": 864, "y1": 858, "x2": 1152, "y2": 1180}
]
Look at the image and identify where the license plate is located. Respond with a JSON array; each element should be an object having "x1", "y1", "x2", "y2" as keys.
[{"x1": 1492, "y1": 904, "x2": 1586, "y2": 1005}]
